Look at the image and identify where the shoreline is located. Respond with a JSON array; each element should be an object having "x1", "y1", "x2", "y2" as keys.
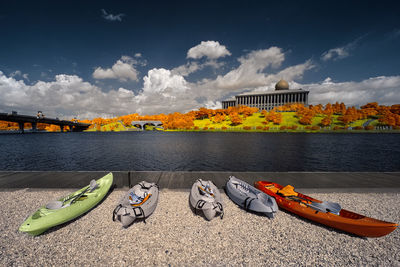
[
  {"x1": 1, "y1": 189, "x2": 399, "y2": 266},
  {"x1": 1, "y1": 171, "x2": 400, "y2": 191},
  {"x1": 2, "y1": 129, "x2": 400, "y2": 134}
]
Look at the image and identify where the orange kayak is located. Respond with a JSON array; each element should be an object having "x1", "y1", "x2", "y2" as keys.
[{"x1": 255, "y1": 181, "x2": 398, "y2": 237}]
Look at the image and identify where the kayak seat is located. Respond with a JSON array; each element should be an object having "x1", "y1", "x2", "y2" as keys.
[{"x1": 277, "y1": 185, "x2": 298, "y2": 197}]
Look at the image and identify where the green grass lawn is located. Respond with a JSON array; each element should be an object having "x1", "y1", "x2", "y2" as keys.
[{"x1": 189, "y1": 112, "x2": 392, "y2": 132}]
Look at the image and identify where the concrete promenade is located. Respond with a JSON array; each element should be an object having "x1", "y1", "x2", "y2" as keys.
[{"x1": 1, "y1": 171, "x2": 399, "y2": 191}]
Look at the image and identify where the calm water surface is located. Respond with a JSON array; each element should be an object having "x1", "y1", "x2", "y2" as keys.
[{"x1": 0, "y1": 132, "x2": 399, "y2": 171}]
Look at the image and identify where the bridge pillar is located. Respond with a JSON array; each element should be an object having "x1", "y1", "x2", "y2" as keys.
[
  {"x1": 60, "y1": 125, "x2": 64, "y2": 132},
  {"x1": 18, "y1": 122, "x2": 24, "y2": 133},
  {"x1": 31, "y1": 122, "x2": 37, "y2": 132}
]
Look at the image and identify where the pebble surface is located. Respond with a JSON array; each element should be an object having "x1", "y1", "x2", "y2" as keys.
[{"x1": 0, "y1": 189, "x2": 399, "y2": 266}]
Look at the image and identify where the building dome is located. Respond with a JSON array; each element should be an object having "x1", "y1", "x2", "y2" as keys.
[{"x1": 275, "y1": 79, "x2": 289, "y2": 90}]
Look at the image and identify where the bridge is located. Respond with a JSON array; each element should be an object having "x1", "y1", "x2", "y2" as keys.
[
  {"x1": 0, "y1": 112, "x2": 91, "y2": 133},
  {"x1": 131, "y1": 120, "x2": 163, "y2": 130}
]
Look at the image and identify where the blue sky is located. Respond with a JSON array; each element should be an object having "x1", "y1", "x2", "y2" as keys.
[{"x1": 0, "y1": 0, "x2": 399, "y2": 118}]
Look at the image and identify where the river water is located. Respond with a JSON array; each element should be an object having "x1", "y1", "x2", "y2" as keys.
[{"x1": 0, "y1": 132, "x2": 399, "y2": 171}]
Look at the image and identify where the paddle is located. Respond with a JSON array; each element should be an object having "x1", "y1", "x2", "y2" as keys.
[
  {"x1": 287, "y1": 196, "x2": 341, "y2": 215},
  {"x1": 46, "y1": 180, "x2": 98, "y2": 210}
]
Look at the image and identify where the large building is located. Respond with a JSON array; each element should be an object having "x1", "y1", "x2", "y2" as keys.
[{"x1": 222, "y1": 80, "x2": 309, "y2": 110}]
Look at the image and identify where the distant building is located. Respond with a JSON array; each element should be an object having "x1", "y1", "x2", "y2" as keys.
[{"x1": 222, "y1": 80, "x2": 309, "y2": 110}]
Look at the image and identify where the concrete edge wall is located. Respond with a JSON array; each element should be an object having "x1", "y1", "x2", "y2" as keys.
[{"x1": 0, "y1": 171, "x2": 399, "y2": 191}]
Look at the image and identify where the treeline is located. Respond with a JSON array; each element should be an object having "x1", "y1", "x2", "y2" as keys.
[{"x1": 1, "y1": 102, "x2": 399, "y2": 131}]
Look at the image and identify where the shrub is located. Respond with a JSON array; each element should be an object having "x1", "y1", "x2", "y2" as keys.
[
  {"x1": 256, "y1": 126, "x2": 263, "y2": 130},
  {"x1": 305, "y1": 126, "x2": 312, "y2": 130},
  {"x1": 393, "y1": 126, "x2": 400, "y2": 130},
  {"x1": 333, "y1": 126, "x2": 341, "y2": 130},
  {"x1": 263, "y1": 126, "x2": 269, "y2": 131},
  {"x1": 194, "y1": 126, "x2": 199, "y2": 130},
  {"x1": 354, "y1": 126, "x2": 363, "y2": 130},
  {"x1": 243, "y1": 126, "x2": 251, "y2": 130},
  {"x1": 209, "y1": 127, "x2": 214, "y2": 130},
  {"x1": 203, "y1": 127, "x2": 208, "y2": 130},
  {"x1": 280, "y1": 126, "x2": 287, "y2": 130},
  {"x1": 291, "y1": 125, "x2": 298, "y2": 130},
  {"x1": 221, "y1": 126, "x2": 227, "y2": 130},
  {"x1": 311, "y1": 126, "x2": 320, "y2": 131}
]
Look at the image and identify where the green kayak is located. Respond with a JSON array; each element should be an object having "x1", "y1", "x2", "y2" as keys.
[{"x1": 19, "y1": 172, "x2": 113, "y2": 236}]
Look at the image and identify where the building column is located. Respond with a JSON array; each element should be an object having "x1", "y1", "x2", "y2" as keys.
[
  {"x1": 273, "y1": 94, "x2": 276, "y2": 108},
  {"x1": 305, "y1": 93, "x2": 308, "y2": 106}
]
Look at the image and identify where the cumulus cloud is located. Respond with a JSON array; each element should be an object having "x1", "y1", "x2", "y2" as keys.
[
  {"x1": 101, "y1": 9, "x2": 125, "y2": 22},
  {"x1": 2, "y1": 44, "x2": 398, "y2": 119},
  {"x1": 93, "y1": 56, "x2": 139, "y2": 82},
  {"x1": 187, "y1": 41, "x2": 231, "y2": 59},
  {"x1": 142, "y1": 68, "x2": 189, "y2": 98},
  {"x1": 294, "y1": 76, "x2": 400, "y2": 106},
  {"x1": 213, "y1": 47, "x2": 286, "y2": 90}
]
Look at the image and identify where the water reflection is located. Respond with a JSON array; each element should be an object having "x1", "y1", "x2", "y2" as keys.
[{"x1": 0, "y1": 132, "x2": 399, "y2": 171}]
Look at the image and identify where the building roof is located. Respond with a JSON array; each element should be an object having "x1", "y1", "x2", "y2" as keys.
[
  {"x1": 236, "y1": 89, "x2": 308, "y2": 97},
  {"x1": 222, "y1": 98, "x2": 236, "y2": 102}
]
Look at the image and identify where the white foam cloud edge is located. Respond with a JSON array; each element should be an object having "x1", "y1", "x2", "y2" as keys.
[
  {"x1": 93, "y1": 56, "x2": 141, "y2": 82},
  {"x1": 1, "y1": 43, "x2": 399, "y2": 119}
]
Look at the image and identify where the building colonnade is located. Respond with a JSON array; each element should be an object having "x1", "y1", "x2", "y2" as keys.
[{"x1": 222, "y1": 91, "x2": 309, "y2": 110}]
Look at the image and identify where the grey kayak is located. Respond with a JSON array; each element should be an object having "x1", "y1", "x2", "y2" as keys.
[
  {"x1": 189, "y1": 179, "x2": 224, "y2": 220},
  {"x1": 226, "y1": 176, "x2": 278, "y2": 218},
  {"x1": 113, "y1": 181, "x2": 159, "y2": 227}
]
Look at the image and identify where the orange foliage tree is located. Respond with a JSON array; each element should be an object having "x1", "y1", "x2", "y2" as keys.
[{"x1": 229, "y1": 112, "x2": 243, "y2": 125}]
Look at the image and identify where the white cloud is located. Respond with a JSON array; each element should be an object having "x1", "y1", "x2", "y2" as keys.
[
  {"x1": 171, "y1": 62, "x2": 201, "y2": 77},
  {"x1": 2, "y1": 44, "x2": 398, "y2": 119},
  {"x1": 142, "y1": 68, "x2": 189, "y2": 98},
  {"x1": 212, "y1": 47, "x2": 287, "y2": 90},
  {"x1": 101, "y1": 9, "x2": 125, "y2": 22},
  {"x1": 321, "y1": 47, "x2": 350, "y2": 61},
  {"x1": 295, "y1": 76, "x2": 400, "y2": 106},
  {"x1": 321, "y1": 36, "x2": 365, "y2": 62},
  {"x1": 187, "y1": 41, "x2": 231, "y2": 59},
  {"x1": 9, "y1": 70, "x2": 29, "y2": 81},
  {"x1": 93, "y1": 56, "x2": 139, "y2": 82},
  {"x1": 171, "y1": 60, "x2": 224, "y2": 77}
]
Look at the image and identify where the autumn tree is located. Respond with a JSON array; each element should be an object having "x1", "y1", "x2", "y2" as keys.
[
  {"x1": 211, "y1": 113, "x2": 226, "y2": 124},
  {"x1": 229, "y1": 112, "x2": 243, "y2": 125},
  {"x1": 320, "y1": 116, "x2": 332, "y2": 127}
]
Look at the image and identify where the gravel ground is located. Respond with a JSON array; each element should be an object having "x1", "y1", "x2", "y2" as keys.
[{"x1": 0, "y1": 189, "x2": 399, "y2": 266}]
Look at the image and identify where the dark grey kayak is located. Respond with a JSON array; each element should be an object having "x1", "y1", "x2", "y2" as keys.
[{"x1": 226, "y1": 176, "x2": 278, "y2": 218}]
